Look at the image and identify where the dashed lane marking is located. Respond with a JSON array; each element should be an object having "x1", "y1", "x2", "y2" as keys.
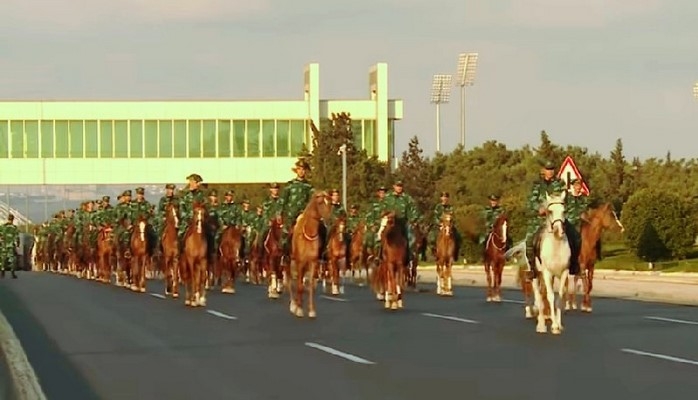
[
  {"x1": 501, "y1": 299, "x2": 525, "y2": 304},
  {"x1": 321, "y1": 295, "x2": 348, "y2": 302},
  {"x1": 149, "y1": 293, "x2": 166, "y2": 299},
  {"x1": 206, "y1": 310, "x2": 238, "y2": 320},
  {"x1": 621, "y1": 348, "x2": 698, "y2": 366},
  {"x1": 644, "y1": 316, "x2": 698, "y2": 326},
  {"x1": 305, "y1": 342, "x2": 375, "y2": 364},
  {"x1": 422, "y1": 312, "x2": 480, "y2": 324}
]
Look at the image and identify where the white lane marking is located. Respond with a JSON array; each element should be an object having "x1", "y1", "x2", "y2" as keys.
[
  {"x1": 150, "y1": 293, "x2": 166, "y2": 299},
  {"x1": 621, "y1": 348, "x2": 698, "y2": 366},
  {"x1": 0, "y1": 310, "x2": 47, "y2": 399},
  {"x1": 304, "y1": 342, "x2": 374, "y2": 365},
  {"x1": 422, "y1": 312, "x2": 479, "y2": 324},
  {"x1": 501, "y1": 299, "x2": 525, "y2": 304},
  {"x1": 644, "y1": 316, "x2": 698, "y2": 326},
  {"x1": 206, "y1": 310, "x2": 238, "y2": 320},
  {"x1": 321, "y1": 295, "x2": 348, "y2": 302}
]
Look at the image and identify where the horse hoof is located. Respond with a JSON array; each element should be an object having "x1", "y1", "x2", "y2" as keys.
[
  {"x1": 198, "y1": 298, "x2": 207, "y2": 307},
  {"x1": 140, "y1": 288, "x2": 145, "y2": 293},
  {"x1": 397, "y1": 300, "x2": 403, "y2": 308},
  {"x1": 290, "y1": 302, "x2": 297, "y2": 314},
  {"x1": 486, "y1": 296, "x2": 492, "y2": 302},
  {"x1": 295, "y1": 308, "x2": 304, "y2": 318},
  {"x1": 130, "y1": 285, "x2": 138, "y2": 291},
  {"x1": 552, "y1": 327, "x2": 561, "y2": 335},
  {"x1": 583, "y1": 307, "x2": 592, "y2": 313},
  {"x1": 384, "y1": 301, "x2": 390, "y2": 309},
  {"x1": 493, "y1": 295, "x2": 501, "y2": 302},
  {"x1": 173, "y1": 293, "x2": 179, "y2": 298},
  {"x1": 185, "y1": 300, "x2": 191, "y2": 306},
  {"x1": 376, "y1": 293, "x2": 384, "y2": 301},
  {"x1": 536, "y1": 326, "x2": 547, "y2": 334},
  {"x1": 390, "y1": 303, "x2": 398, "y2": 310},
  {"x1": 308, "y1": 310, "x2": 317, "y2": 318}
]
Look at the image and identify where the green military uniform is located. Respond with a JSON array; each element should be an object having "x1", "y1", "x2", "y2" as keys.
[
  {"x1": 257, "y1": 184, "x2": 284, "y2": 248},
  {"x1": 239, "y1": 200, "x2": 256, "y2": 257},
  {"x1": 206, "y1": 189, "x2": 222, "y2": 252},
  {"x1": 428, "y1": 192, "x2": 455, "y2": 252},
  {"x1": 219, "y1": 190, "x2": 241, "y2": 228},
  {"x1": 279, "y1": 160, "x2": 313, "y2": 251},
  {"x1": 178, "y1": 174, "x2": 207, "y2": 244},
  {"x1": 347, "y1": 205, "x2": 361, "y2": 234},
  {"x1": 364, "y1": 187, "x2": 388, "y2": 253},
  {"x1": 383, "y1": 182, "x2": 420, "y2": 263},
  {"x1": 565, "y1": 179, "x2": 589, "y2": 273},
  {"x1": 0, "y1": 214, "x2": 20, "y2": 278},
  {"x1": 114, "y1": 192, "x2": 133, "y2": 251},
  {"x1": 480, "y1": 194, "x2": 505, "y2": 245},
  {"x1": 130, "y1": 187, "x2": 153, "y2": 221},
  {"x1": 156, "y1": 184, "x2": 179, "y2": 236}
]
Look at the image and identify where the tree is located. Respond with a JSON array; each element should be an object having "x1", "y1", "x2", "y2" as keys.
[{"x1": 394, "y1": 136, "x2": 435, "y2": 215}]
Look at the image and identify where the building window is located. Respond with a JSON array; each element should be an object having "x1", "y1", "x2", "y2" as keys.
[
  {"x1": 25, "y1": 121, "x2": 40, "y2": 158},
  {"x1": 99, "y1": 120, "x2": 113, "y2": 158},
  {"x1": 262, "y1": 120, "x2": 275, "y2": 157},
  {"x1": 247, "y1": 120, "x2": 260, "y2": 157},
  {"x1": 85, "y1": 120, "x2": 98, "y2": 158},
  {"x1": 10, "y1": 121, "x2": 24, "y2": 158},
  {"x1": 69, "y1": 120, "x2": 84, "y2": 158},
  {"x1": 217, "y1": 120, "x2": 231, "y2": 157},
  {"x1": 114, "y1": 121, "x2": 128, "y2": 157},
  {"x1": 0, "y1": 121, "x2": 8, "y2": 158},
  {"x1": 129, "y1": 120, "x2": 143, "y2": 158},
  {"x1": 290, "y1": 120, "x2": 305, "y2": 156},
  {"x1": 41, "y1": 120, "x2": 54, "y2": 158},
  {"x1": 188, "y1": 120, "x2": 201, "y2": 157},
  {"x1": 159, "y1": 120, "x2": 173, "y2": 158},
  {"x1": 276, "y1": 120, "x2": 290, "y2": 157},
  {"x1": 55, "y1": 121, "x2": 70, "y2": 158},
  {"x1": 233, "y1": 120, "x2": 245, "y2": 157},
  {"x1": 364, "y1": 119, "x2": 375, "y2": 156},
  {"x1": 202, "y1": 120, "x2": 216, "y2": 158},
  {"x1": 173, "y1": 120, "x2": 187, "y2": 158},
  {"x1": 144, "y1": 120, "x2": 158, "y2": 158},
  {"x1": 388, "y1": 119, "x2": 395, "y2": 160}
]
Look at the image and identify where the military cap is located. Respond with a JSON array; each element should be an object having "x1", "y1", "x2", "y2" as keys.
[
  {"x1": 488, "y1": 194, "x2": 500, "y2": 201},
  {"x1": 102, "y1": 195, "x2": 110, "y2": 202},
  {"x1": 122, "y1": 190, "x2": 132, "y2": 197},
  {"x1": 208, "y1": 189, "x2": 218, "y2": 197},
  {"x1": 394, "y1": 180, "x2": 404, "y2": 187},
  {"x1": 377, "y1": 186, "x2": 387, "y2": 191},
  {"x1": 135, "y1": 187, "x2": 145, "y2": 195},
  {"x1": 543, "y1": 160, "x2": 556, "y2": 170},
  {"x1": 269, "y1": 182, "x2": 280, "y2": 189},
  {"x1": 242, "y1": 199, "x2": 250, "y2": 204},
  {"x1": 186, "y1": 173, "x2": 203, "y2": 183},
  {"x1": 440, "y1": 192, "x2": 450, "y2": 198},
  {"x1": 330, "y1": 188, "x2": 339, "y2": 195},
  {"x1": 224, "y1": 190, "x2": 234, "y2": 196},
  {"x1": 165, "y1": 183, "x2": 176, "y2": 190},
  {"x1": 350, "y1": 204, "x2": 359, "y2": 210},
  {"x1": 7, "y1": 213, "x2": 14, "y2": 221},
  {"x1": 293, "y1": 158, "x2": 311, "y2": 171}
]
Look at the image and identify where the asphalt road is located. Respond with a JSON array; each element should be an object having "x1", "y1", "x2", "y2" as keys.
[{"x1": 1, "y1": 272, "x2": 698, "y2": 400}]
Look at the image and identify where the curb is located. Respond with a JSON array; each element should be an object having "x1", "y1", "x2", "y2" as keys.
[{"x1": 0, "y1": 309, "x2": 46, "y2": 400}]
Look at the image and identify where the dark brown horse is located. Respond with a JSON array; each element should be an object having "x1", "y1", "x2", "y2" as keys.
[
  {"x1": 79, "y1": 224, "x2": 97, "y2": 279},
  {"x1": 349, "y1": 221, "x2": 371, "y2": 284},
  {"x1": 263, "y1": 214, "x2": 284, "y2": 299},
  {"x1": 61, "y1": 223, "x2": 76, "y2": 275},
  {"x1": 96, "y1": 225, "x2": 115, "y2": 283},
  {"x1": 567, "y1": 203, "x2": 624, "y2": 312},
  {"x1": 218, "y1": 225, "x2": 243, "y2": 294},
  {"x1": 435, "y1": 213, "x2": 456, "y2": 296},
  {"x1": 287, "y1": 191, "x2": 332, "y2": 318},
  {"x1": 406, "y1": 224, "x2": 425, "y2": 288},
  {"x1": 373, "y1": 211, "x2": 408, "y2": 310},
  {"x1": 325, "y1": 215, "x2": 348, "y2": 296},
  {"x1": 161, "y1": 202, "x2": 180, "y2": 298},
  {"x1": 129, "y1": 214, "x2": 152, "y2": 293},
  {"x1": 484, "y1": 213, "x2": 508, "y2": 302},
  {"x1": 181, "y1": 202, "x2": 209, "y2": 307},
  {"x1": 115, "y1": 217, "x2": 132, "y2": 287}
]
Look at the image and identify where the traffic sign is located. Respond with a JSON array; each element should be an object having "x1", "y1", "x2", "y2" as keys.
[{"x1": 557, "y1": 155, "x2": 590, "y2": 195}]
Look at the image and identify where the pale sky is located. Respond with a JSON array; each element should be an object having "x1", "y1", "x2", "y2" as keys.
[{"x1": 2, "y1": 0, "x2": 698, "y2": 160}]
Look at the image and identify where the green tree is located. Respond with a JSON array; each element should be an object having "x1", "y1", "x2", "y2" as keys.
[{"x1": 394, "y1": 136, "x2": 435, "y2": 216}]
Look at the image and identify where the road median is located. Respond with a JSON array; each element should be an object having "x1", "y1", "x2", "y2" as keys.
[{"x1": 0, "y1": 308, "x2": 46, "y2": 400}]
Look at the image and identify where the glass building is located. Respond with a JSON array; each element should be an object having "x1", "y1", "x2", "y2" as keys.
[{"x1": 0, "y1": 63, "x2": 403, "y2": 185}]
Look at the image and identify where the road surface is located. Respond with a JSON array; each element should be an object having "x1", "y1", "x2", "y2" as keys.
[{"x1": 1, "y1": 272, "x2": 697, "y2": 400}]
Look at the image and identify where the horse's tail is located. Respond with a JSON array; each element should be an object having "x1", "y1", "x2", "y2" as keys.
[{"x1": 504, "y1": 241, "x2": 528, "y2": 287}]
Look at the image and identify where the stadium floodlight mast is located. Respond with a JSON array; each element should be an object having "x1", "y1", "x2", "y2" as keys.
[
  {"x1": 430, "y1": 74, "x2": 452, "y2": 152},
  {"x1": 693, "y1": 81, "x2": 698, "y2": 100},
  {"x1": 456, "y1": 52, "x2": 479, "y2": 147}
]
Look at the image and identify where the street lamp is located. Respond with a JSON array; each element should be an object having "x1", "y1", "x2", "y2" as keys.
[
  {"x1": 430, "y1": 74, "x2": 452, "y2": 152},
  {"x1": 456, "y1": 52, "x2": 479, "y2": 148},
  {"x1": 338, "y1": 143, "x2": 347, "y2": 208}
]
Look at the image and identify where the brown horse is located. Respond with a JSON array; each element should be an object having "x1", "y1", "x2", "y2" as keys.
[
  {"x1": 129, "y1": 214, "x2": 151, "y2": 293},
  {"x1": 435, "y1": 213, "x2": 456, "y2": 296},
  {"x1": 218, "y1": 225, "x2": 243, "y2": 294},
  {"x1": 115, "y1": 218, "x2": 132, "y2": 287},
  {"x1": 483, "y1": 213, "x2": 508, "y2": 302},
  {"x1": 325, "y1": 215, "x2": 348, "y2": 296},
  {"x1": 287, "y1": 191, "x2": 332, "y2": 318},
  {"x1": 96, "y1": 225, "x2": 115, "y2": 283},
  {"x1": 161, "y1": 202, "x2": 180, "y2": 298},
  {"x1": 373, "y1": 211, "x2": 408, "y2": 310},
  {"x1": 181, "y1": 202, "x2": 209, "y2": 307},
  {"x1": 263, "y1": 214, "x2": 284, "y2": 299},
  {"x1": 79, "y1": 224, "x2": 97, "y2": 279},
  {"x1": 566, "y1": 203, "x2": 624, "y2": 312},
  {"x1": 349, "y1": 221, "x2": 371, "y2": 284},
  {"x1": 61, "y1": 223, "x2": 77, "y2": 274},
  {"x1": 406, "y1": 224, "x2": 425, "y2": 288}
]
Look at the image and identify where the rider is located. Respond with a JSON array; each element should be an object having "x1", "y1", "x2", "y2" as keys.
[
  {"x1": 279, "y1": 159, "x2": 313, "y2": 264},
  {"x1": 0, "y1": 213, "x2": 20, "y2": 279},
  {"x1": 115, "y1": 190, "x2": 133, "y2": 258},
  {"x1": 156, "y1": 184, "x2": 179, "y2": 236},
  {"x1": 178, "y1": 174, "x2": 207, "y2": 251},
  {"x1": 565, "y1": 178, "x2": 588, "y2": 275},
  {"x1": 258, "y1": 183, "x2": 283, "y2": 250},
  {"x1": 364, "y1": 186, "x2": 387, "y2": 260},
  {"x1": 429, "y1": 191, "x2": 454, "y2": 257},
  {"x1": 481, "y1": 194, "x2": 505, "y2": 246},
  {"x1": 383, "y1": 180, "x2": 420, "y2": 266},
  {"x1": 207, "y1": 189, "x2": 222, "y2": 255},
  {"x1": 239, "y1": 199, "x2": 255, "y2": 260},
  {"x1": 347, "y1": 205, "x2": 361, "y2": 236},
  {"x1": 524, "y1": 160, "x2": 567, "y2": 277}
]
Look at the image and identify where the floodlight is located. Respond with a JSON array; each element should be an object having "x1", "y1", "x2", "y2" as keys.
[
  {"x1": 694, "y1": 81, "x2": 698, "y2": 99},
  {"x1": 430, "y1": 74, "x2": 452, "y2": 104},
  {"x1": 457, "y1": 53, "x2": 479, "y2": 87}
]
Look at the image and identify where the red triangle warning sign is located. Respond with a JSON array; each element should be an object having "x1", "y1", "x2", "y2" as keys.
[{"x1": 557, "y1": 155, "x2": 590, "y2": 195}]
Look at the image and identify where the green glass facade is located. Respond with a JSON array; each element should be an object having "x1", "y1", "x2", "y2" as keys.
[{"x1": 0, "y1": 119, "x2": 317, "y2": 159}]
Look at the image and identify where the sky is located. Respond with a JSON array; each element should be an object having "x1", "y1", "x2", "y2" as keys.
[{"x1": 2, "y1": 0, "x2": 698, "y2": 160}]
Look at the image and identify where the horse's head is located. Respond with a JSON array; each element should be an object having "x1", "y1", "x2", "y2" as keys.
[
  {"x1": 335, "y1": 214, "x2": 347, "y2": 236},
  {"x1": 545, "y1": 192, "x2": 567, "y2": 239},
  {"x1": 377, "y1": 211, "x2": 396, "y2": 237},
  {"x1": 492, "y1": 213, "x2": 508, "y2": 244},
  {"x1": 166, "y1": 202, "x2": 180, "y2": 227},
  {"x1": 191, "y1": 202, "x2": 207, "y2": 234},
  {"x1": 312, "y1": 191, "x2": 332, "y2": 220},
  {"x1": 587, "y1": 203, "x2": 624, "y2": 233},
  {"x1": 100, "y1": 224, "x2": 114, "y2": 241},
  {"x1": 440, "y1": 212, "x2": 453, "y2": 236}
]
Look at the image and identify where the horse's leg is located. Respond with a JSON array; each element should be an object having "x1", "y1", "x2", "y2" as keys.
[
  {"x1": 484, "y1": 261, "x2": 493, "y2": 301},
  {"x1": 199, "y1": 257, "x2": 208, "y2": 306},
  {"x1": 308, "y1": 261, "x2": 318, "y2": 318},
  {"x1": 446, "y1": 259, "x2": 453, "y2": 296},
  {"x1": 543, "y1": 270, "x2": 560, "y2": 334},
  {"x1": 330, "y1": 256, "x2": 340, "y2": 295},
  {"x1": 140, "y1": 256, "x2": 147, "y2": 292},
  {"x1": 384, "y1": 262, "x2": 393, "y2": 309},
  {"x1": 293, "y1": 262, "x2": 305, "y2": 318},
  {"x1": 494, "y1": 260, "x2": 503, "y2": 301},
  {"x1": 583, "y1": 264, "x2": 594, "y2": 312},
  {"x1": 557, "y1": 271, "x2": 569, "y2": 332},
  {"x1": 172, "y1": 254, "x2": 180, "y2": 298},
  {"x1": 397, "y1": 262, "x2": 404, "y2": 308}
]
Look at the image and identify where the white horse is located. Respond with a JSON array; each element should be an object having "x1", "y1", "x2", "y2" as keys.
[{"x1": 532, "y1": 191, "x2": 571, "y2": 335}]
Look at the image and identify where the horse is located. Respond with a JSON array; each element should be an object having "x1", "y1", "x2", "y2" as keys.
[
  {"x1": 204, "y1": 208, "x2": 220, "y2": 289},
  {"x1": 61, "y1": 223, "x2": 77, "y2": 275},
  {"x1": 325, "y1": 214, "x2": 348, "y2": 296},
  {"x1": 531, "y1": 191, "x2": 571, "y2": 335},
  {"x1": 406, "y1": 224, "x2": 425, "y2": 288},
  {"x1": 96, "y1": 225, "x2": 115, "y2": 283},
  {"x1": 218, "y1": 224, "x2": 243, "y2": 294},
  {"x1": 129, "y1": 214, "x2": 152, "y2": 293},
  {"x1": 161, "y1": 202, "x2": 181, "y2": 298},
  {"x1": 566, "y1": 202, "x2": 624, "y2": 312},
  {"x1": 115, "y1": 217, "x2": 132, "y2": 287},
  {"x1": 79, "y1": 224, "x2": 97, "y2": 279},
  {"x1": 435, "y1": 213, "x2": 457, "y2": 296},
  {"x1": 181, "y1": 202, "x2": 209, "y2": 307},
  {"x1": 373, "y1": 211, "x2": 408, "y2": 310},
  {"x1": 287, "y1": 191, "x2": 332, "y2": 318},
  {"x1": 483, "y1": 213, "x2": 508, "y2": 302},
  {"x1": 349, "y1": 221, "x2": 371, "y2": 284},
  {"x1": 263, "y1": 214, "x2": 284, "y2": 299}
]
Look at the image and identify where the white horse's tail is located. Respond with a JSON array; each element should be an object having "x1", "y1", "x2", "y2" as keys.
[{"x1": 505, "y1": 240, "x2": 529, "y2": 287}]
